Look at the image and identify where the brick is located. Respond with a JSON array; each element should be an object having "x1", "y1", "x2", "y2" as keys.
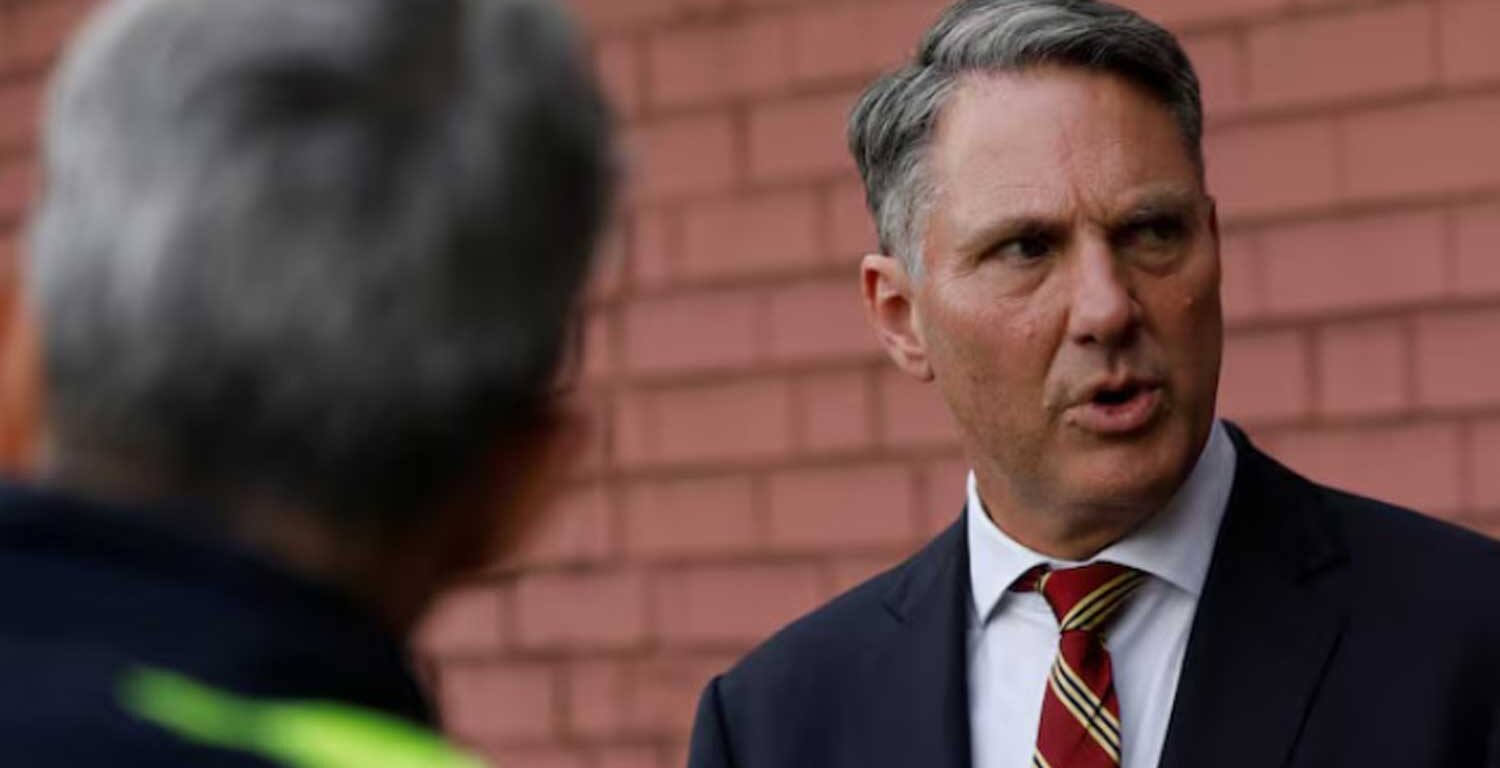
[
  {"x1": 748, "y1": 92, "x2": 859, "y2": 184},
  {"x1": 613, "y1": 389, "x2": 653, "y2": 468},
  {"x1": 1293, "y1": 0, "x2": 1389, "y2": 7},
  {"x1": 0, "y1": 160, "x2": 35, "y2": 222},
  {"x1": 515, "y1": 570, "x2": 647, "y2": 651},
  {"x1": 878, "y1": 369, "x2": 958, "y2": 447},
  {"x1": 617, "y1": 378, "x2": 794, "y2": 467},
  {"x1": 629, "y1": 654, "x2": 735, "y2": 734},
  {"x1": 789, "y1": 0, "x2": 941, "y2": 83},
  {"x1": 1181, "y1": 32, "x2": 1245, "y2": 119},
  {"x1": 506, "y1": 484, "x2": 612, "y2": 568},
  {"x1": 652, "y1": 379, "x2": 794, "y2": 464},
  {"x1": 1454, "y1": 201, "x2": 1500, "y2": 298},
  {"x1": 627, "y1": 113, "x2": 736, "y2": 203},
  {"x1": 1344, "y1": 94, "x2": 1500, "y2": 201},
  {"x1": 1217, "y1": 328, "x2": 1309, "y2": 423},
  {"x1": 482, "y1": 747, "x2": 587, "y2": 768},
  {"x1": 6, "y1": 0, "x2": 96, "y2": 69},
  {"x1": 789, "y1": 4, "x2": 870, "y2": 83},
  {"x1": 1260, "y1": 211, "x2": 1445, "y2": 315},
  {"x1": 830, "y1": 551, "x2": 911, "y2": 595},
  {"x1": 767, "y1": 463, "x2": 916, "y2": 551},
  {"x1": 1205, "y1": 118, "x2": 1338, "y2": 221},
  {"x1": 595, "y1": 37, "x2": 643, "y2": 119},
  {"x1": 0, "y1": 80, "x2": 41, "y2": 151},
  {"x1": 567, "y1": 396, "x2": 610, "y2": 478},
  {"x1": 581, "y1": 310, "x2": 612, "y2": 383},
  {"x1": 1273, "y1": 422, "x2": 1463, "y2": 513},
  {"x1": 565, "y1": 0, "x2": 726, "y2": 33},
  {"x1": 630, "y1": 208, "x2": 677, "y2": 288},
  {"x1": 413, "y1": 586, "x2": 506, "y2": 657},
  {"x1": 767, "y1": 278, "x2": 880, "y2": 362},
  {"x1": 1415, "y1": 308, "x2": 1500, "y2": 409},
  {"x1": 679, "y1": 191, "x2": 821, "y2": 280},
  {"x1": 565, "y1": 660, "x2": 631, "y2": 738},
  {"x1": 1470, "y1": 418, "x2": 1500, "y2": 510},
  {"x1": 589, "y1": 224, "x2": 628, "y2": 303},
  {"x1": 1247, "y1": 4, "x2": 1432, "y2": 110},
  {"x1": 863, "y1": 0, "x2": 948, "y2": 71},
  {"x1": 921, "y1": 456, "x2": 969, "y2": 536},
  {"x1": 1128, "y1": 0, "x2": 1290, "y2": 28},
  {"x1": 439, "y1": 661, "x2": 556, "y2": 742},
  {"x1": 623, "y1": 290, "x2": 759, "y2": 375},
  {"x1": 829, "y1": 180, "x2": 878, "y2": 258},
  {"x1": 1316, "y1": 319, "x2": 1407, "y2": 418},
  {"x1": 655, "y1": 563, "x2": 825, "y2": 645},
  {"x1": 1218, "y1": 234, "x2": 1263, "y2": 323},
  {"x1": 1440, "y1": 0, "x2": 1500, "y2": 86},
  {"x1": 796, "y1": 369, "x2": 874, "y2": 454},
  {"x1": 622, "y1": 475, "x2": 758, "y2": 559},
  {"x1": 597, "y1": 746, "x2": 662, "y2": 768},
  {"x1": 648, "y1": 17, "x2": 791, "y2": 108}
]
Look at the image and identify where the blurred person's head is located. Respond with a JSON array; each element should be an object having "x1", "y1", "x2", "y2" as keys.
[
  {"x1": 851, "y1": 0, "x2": 1221, "y2": 558},
  {"x1": 23, "y1": 0, "x2": 614, "y2": 627}
]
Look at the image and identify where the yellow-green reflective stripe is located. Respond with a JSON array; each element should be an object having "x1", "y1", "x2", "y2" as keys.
[{"x1": 118, "y1": 667, "x2": 486, "y2": 768}]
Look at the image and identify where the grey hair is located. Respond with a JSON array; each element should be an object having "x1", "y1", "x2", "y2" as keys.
[
  {"x1": 848, "y1": 0, "x2": 1203, "y2": 273},
  {"x1": 27, "y1": 0, "x2": 614, "y2": 525}
]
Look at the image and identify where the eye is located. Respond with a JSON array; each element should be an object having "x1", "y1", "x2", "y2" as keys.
[
  {"x1": 1123, "y1": 215, "x2": 1186, "y2": 249},
  {"x1": 991, "y1": 233, "x2": 1054, "y2": 264},
  {"x1": 1114, "y1": 213, "x2": 1191, "y2": 271}
]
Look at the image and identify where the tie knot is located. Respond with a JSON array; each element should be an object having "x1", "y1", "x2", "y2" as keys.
[{"x1": 1013, "y1": 562, "x2": 1145, "y2": 633}]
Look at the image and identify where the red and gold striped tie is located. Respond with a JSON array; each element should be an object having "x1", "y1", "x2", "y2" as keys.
[{"x1": 1014, "y1": 563, "x2": 1147, "y2": 768}]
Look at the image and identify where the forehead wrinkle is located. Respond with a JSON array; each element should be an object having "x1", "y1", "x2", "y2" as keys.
[{"x1": 927, "y1": 71, "x2": 1201, "y2": 254}]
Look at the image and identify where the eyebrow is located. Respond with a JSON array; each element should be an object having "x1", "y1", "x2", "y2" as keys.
[
  {"x1": 1111, "y1": 188, "x2": 1205, "y2": 224},
  {"x1": 951, "y1": 185, "x2": 1207, "y2": 256}
]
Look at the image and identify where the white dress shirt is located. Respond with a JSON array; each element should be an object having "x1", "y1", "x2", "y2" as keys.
[{"x1": 966, "y1": 420, "x2": 1237, "y2": 768}]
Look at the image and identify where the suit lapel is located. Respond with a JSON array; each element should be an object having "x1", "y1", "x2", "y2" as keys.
[
  {"x1": 1158, "y1": 427, "x2": 1350, "y2": 768},
  {"x1": 864, "y1": 512, "x2": 972, "y2": 768}
]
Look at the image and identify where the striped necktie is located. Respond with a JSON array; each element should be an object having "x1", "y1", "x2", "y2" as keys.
[{"x1": 1013, "y1": 563, "x2": 1147, "y2": 768}]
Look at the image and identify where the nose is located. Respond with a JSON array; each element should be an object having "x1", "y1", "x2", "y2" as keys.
[{"x1": 1065, "y1": 240, "x2": 1139, "y2": 348}]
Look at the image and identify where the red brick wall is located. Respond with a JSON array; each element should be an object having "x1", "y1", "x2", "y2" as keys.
[{"x1": 5, "y1": 0, "x2": 1500, "y2": 765}]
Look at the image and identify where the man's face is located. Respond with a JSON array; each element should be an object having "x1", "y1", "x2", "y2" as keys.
[{"x1": 883, "y1": 67, "x2": 1222, "y2": 520}]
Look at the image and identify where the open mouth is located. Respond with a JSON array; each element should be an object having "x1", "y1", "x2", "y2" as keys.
[
  {"x1": 1071, "y1": 381, "x2": 1163, "y2": 434},
  {"x1": 1093, "y1": 383, "x2": 1143, "y2": 407}
]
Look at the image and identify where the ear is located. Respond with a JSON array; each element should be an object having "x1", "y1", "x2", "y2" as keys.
[
  {"x1": 861, "y1": 253, "x2": 934, "y2": 382},
  {"x1": 0, "y1": 288, "x2": 42, "y2": 475}
]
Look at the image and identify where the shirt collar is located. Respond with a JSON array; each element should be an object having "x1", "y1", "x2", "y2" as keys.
[{"x1": 967, "y1": 419, "x2": 1237, "y2": 624}]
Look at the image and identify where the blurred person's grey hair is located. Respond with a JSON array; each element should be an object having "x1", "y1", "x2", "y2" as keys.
[
  {"x1": 27, "y1": 0, "x2": 615, "y2": 527},
  {"x1": 847, "y1": 0, "x2": 1203, "y2": 274}
]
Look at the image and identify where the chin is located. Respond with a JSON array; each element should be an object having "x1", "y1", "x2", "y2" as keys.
[{"x1": 1064, "y1": 433, "x2": 1198, "y2": 512}]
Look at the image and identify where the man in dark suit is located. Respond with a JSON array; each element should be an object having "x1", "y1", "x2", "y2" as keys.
[
  {"x1": 0, "y1": 0, "x2": 613, "y2": 764},
  {"x1": 687, "y1": 1, "x2": 1500, "y2": 766}
]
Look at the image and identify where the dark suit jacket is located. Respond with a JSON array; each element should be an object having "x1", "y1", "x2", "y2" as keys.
[{"x1": 688, "y1": 427, "x2": 1500, "y2": 767}]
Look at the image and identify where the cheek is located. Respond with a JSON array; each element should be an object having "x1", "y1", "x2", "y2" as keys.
[{"x1": 1156, "y1": 256, "x2": 1224, "y2": 390}]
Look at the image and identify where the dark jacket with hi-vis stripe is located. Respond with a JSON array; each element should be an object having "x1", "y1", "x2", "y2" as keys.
[
  {"x1": 688, "y1": 425, "x2": 1500, "y2": 768},
  {"x1": 0, "y1": 482, "x2": 478, "y2": 767}
]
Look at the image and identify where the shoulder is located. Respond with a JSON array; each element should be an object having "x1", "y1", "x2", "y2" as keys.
[
  {"x1": 1255, "y1": 442, "x2": 1500, "y2": 576},
  {"x1": 0, "y1": 637, "x2": 271, "y2": 767},
  {"x1": 715, "y1": 519, "x2": 961, "y2": 703},
  {"x1": 1316, "y1": 480, "x2": 1500, "y2": 612},
  {"x1": 1240, "y1": 438, "x2": 1500, "y2": 629}
]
